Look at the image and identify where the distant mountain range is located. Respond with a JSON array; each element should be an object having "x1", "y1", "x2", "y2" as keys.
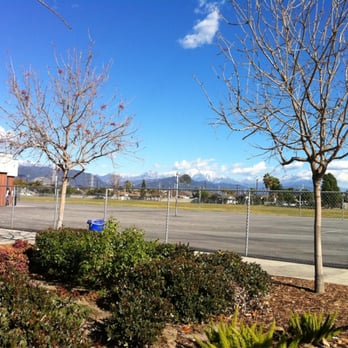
[{"x1": 17, "y1": 163, "x2": 314, "y2": 191}]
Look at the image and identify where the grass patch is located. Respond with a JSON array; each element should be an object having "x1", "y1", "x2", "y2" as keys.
[{"x1": 19, "y1": 195, "x2": 346, "y2": 219}]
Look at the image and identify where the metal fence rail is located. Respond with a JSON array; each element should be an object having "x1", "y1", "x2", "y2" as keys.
[{"x1": 0, "y1": 186, "x2": 347, "y2": 268}]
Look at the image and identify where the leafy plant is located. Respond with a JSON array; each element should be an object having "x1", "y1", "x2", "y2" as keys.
[
  {"x1": 285, "y1": 311, "x2": 343, "y2": 346},
  {"x1": 102, "y1": 252, "x2": 249, "y2": 347},
  {"x1": 196, "y1": 311, "x2": 344, "y2": 348},
  {"x1": 198, "y1": 251, "x2": 271, "y2": 298},
  {"x1": 148, "y1": 241, "x2": 194, "y2": 260},
  {"x1": 0, "y1": 272, "x2": 92, "y2": 347},
  {"x1": 196, "y1": 310, "x2": 275, "y2": 348},
  {"x1": 160, "y1": 255, "x2": 237, "y2": 323},
  {"x1": 30, "y1": 219, "x2": 154, "y2": 288},
  {"x1": 104, "y1": 264, "x2": 172, "y2": 347}
]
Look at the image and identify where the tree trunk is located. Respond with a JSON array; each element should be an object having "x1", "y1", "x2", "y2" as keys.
[
  {"x1": 57, "y1": 170, "x2": 69, "y2": 229},
  {"x1": 313, "y1": 177, "x2": 325, "y2": 293}
]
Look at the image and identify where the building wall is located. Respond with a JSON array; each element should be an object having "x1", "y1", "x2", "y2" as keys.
[
  {"x1": 0, "y1": 154, "x2": 18, "y2": 206},
  {"x1": 0, "y1": 173, "x2": 7, "y2": 206}
]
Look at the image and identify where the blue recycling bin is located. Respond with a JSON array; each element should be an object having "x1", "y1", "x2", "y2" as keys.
[{"x1": 87, "y1": 219, "x2": 105, "y2": 232}]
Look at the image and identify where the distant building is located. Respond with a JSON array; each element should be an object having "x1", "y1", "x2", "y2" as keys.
[{"x1": 0, "y1": 154, "x2": 19, "y2": 206}]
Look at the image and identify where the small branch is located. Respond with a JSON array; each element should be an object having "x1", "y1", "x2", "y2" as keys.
[{"x1": 36, "y1": 0, "x2": 72, "y2": 30}]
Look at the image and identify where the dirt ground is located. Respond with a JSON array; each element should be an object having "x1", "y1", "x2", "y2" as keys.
[{"x1": 152, "y1": 276, "x2": 348, "y2": 347}]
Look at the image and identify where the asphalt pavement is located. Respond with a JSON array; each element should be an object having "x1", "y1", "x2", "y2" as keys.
[{"x1": 1, "y1": 227, "x2": 347, "y2": 286}]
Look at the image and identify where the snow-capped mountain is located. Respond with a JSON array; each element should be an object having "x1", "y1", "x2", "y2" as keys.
[{"x1": 17, "y1": 163, "x2": 316, "y2": 191}]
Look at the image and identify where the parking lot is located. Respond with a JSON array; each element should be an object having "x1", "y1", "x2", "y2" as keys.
[{"x1": 0, "y1": 201, "x2": 347, "y2": 268}]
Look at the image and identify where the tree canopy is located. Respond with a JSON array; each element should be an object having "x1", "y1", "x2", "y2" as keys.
[{"x1": 321, "y1": 173, "x2": 340, "y2": 192}]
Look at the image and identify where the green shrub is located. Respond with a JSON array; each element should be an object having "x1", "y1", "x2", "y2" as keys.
[
  {"x1": 89, "y1": 222, "x2": 153, "y2": 287},
  {"x1": 105, "y1": 254, "x2": 229, "y2": 347},
  {"x1": 160, "y1": 256, "x2": 237, "y2": 323},
  {"x1": 104, "y1": 263, "x2": 173, "y2": 347},
  {"x1": 148, "y1": 242, "x2": 194, "y2": 260},
  {"x1": 197, "y1": 252, "x2": 271, "y2": 298},
  {"x1": 102, "y1": 251, "x2": 271, "y2": 347},
  {"x1": 30, "y1": 219, "x2": 154, "y2": 288},
  {"x1": 30, "y1": 227, "x2": 93, "y2": 284},
  {"x1": 228, "y1": 261, "x2": 271, "y2": 297},
  {"x1": 0, "y1": 272, "x2": 92, "y2": 347}
]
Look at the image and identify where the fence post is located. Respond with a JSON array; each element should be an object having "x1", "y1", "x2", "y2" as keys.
[
  {"x1": 245, "y1": 189, "x2": 251, "y2": 257},
  {"x1": 53, "y1": 175, "x2": 59, "y2": 229},
  {"x1": 165, "y1": 189, "x2": 170, "y2": 243},
  {"x1": 104, "y1": 188, "x2": 108, "y2": 221},
  {"x1": 10, "y1": 186, "x2": 16, "y2": 229},
  {"x1": 342, "y1": 193, "x2": 345, "y2": 221},
  {"x1": 175, "y1": 173, "x2": 179, "y2": 216}
]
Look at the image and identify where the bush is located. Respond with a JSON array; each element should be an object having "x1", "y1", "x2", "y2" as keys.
[
  {"x1": 197, "y1": 251, "x2": 270, "y2": 298},
  {"x1": 103, "y1": 252, "x2": 270, "y2": 347},
  {"x1": 0, "y1": 272, "x2": 92, "y2": 347},
  {"x1": 30, "y1": 227, "x2": 93, "y2": 284},
  {"x1": 104, "y1": 263, "x2": 173, "y2": 347},
  {"x1": 87, "y1": 222, "x2": 153, "y2": 287},
  {"x1": 105, "y1": 254, "x2": 239, "y2": 323},
  {"x1": 147, "y1": 242, "x2": 194, "y2": 260},
  {"x1": 0, "y1": 241, "x2": 31, "y2": 275},
  {"x1": 30, "y1": 219, "x2": 154, "y2": 288}
]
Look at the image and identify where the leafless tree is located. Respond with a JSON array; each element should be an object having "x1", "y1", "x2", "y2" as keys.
[
  {"x1": 197, "y1": 0, "x2": 347, "y2": 293},
  {"x1": 1, "y1": 45, "x2": 137, "y2": 228}
]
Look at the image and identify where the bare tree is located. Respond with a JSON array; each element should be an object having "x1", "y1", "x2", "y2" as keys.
[
  {"x1": 198, "y1": 0, "x2": 347, "y2": 293},
  {"x1": 1, "y1": 45, "x2": 137, "y2": 228}
]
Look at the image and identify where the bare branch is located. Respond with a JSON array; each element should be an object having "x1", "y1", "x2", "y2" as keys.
[{"x1": 36, "y1": 0, "x2": 72, "y2": 30}]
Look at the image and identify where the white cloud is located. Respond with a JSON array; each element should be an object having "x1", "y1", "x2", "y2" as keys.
[
  {"x1": 124, "y1": 156, "x2": 348, "y2": 190},
  {"x1": 174, "y1": 158, "x2": 216, "y2": 171},
  {"x1": 179, "y1": 7, "x2": 220, "y2": 49},
  {"x1": 229, "y1": 161, "x2": 267, "y2": 176},
  {"x1": 171, "y1": 158, "x2": 220, "y2": 180},
  {"x1": 171, "y1": 158, "x2": 270, "y2": 182},
  {"x1": 327, "y1": 160, "x2": 348, "y2": 170}
]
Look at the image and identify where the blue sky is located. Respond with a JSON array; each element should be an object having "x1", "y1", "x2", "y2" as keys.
[{"x1": 0, "y1": 0, "x2": 347, "y2": 189}]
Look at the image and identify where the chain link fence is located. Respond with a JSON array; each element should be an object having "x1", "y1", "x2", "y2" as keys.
[{"x1": 0, "y1": 185, "x2": 347, "y2": 267}]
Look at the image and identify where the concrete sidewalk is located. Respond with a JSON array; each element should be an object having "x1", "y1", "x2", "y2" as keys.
[
  {"x1": 243, "y1": 257, "x2": 348, "y2": 286},
  {"x1": 1, "y1": 228, "x2": 347, "y2": 286}
]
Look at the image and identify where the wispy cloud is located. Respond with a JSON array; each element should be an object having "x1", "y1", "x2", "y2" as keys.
[{"x1": 179, "y1": 4, "x2": 220, "y2": 49}]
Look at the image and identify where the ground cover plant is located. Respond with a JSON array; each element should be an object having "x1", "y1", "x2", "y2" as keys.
[
  {"x1": 0, "y1": 272, "x2": 92, "y2": 347},
  {"x1": 0, "y1": 220, "x2": 347, "y2": 347}
]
